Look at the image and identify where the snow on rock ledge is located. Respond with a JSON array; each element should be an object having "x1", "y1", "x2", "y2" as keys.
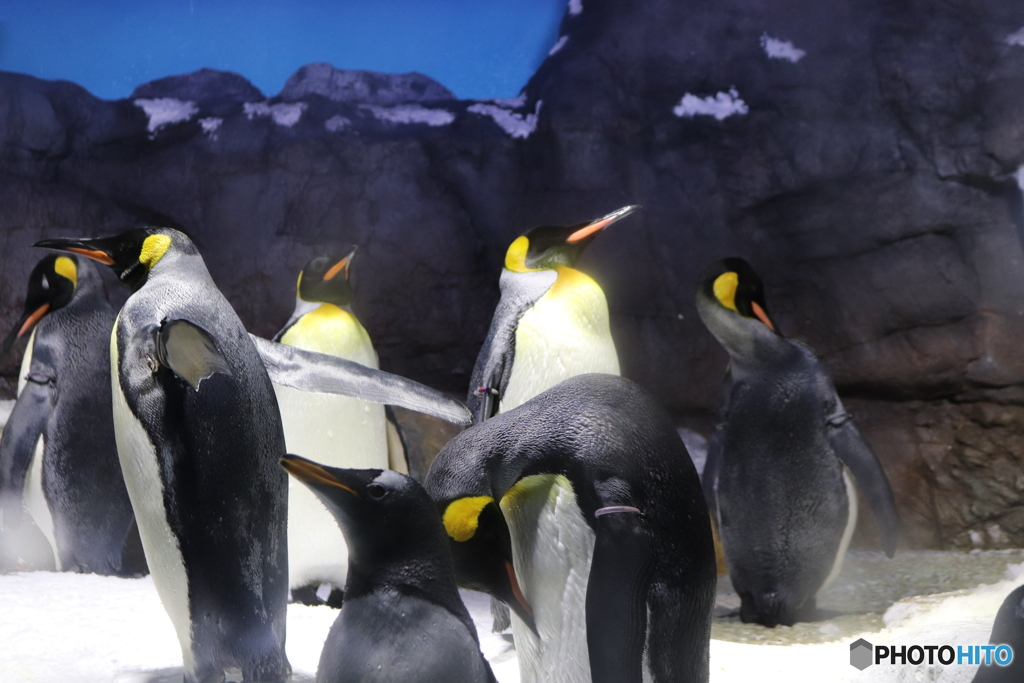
[
  {"x1": 467, "y1": 100, "x2": 542, "y2": 139},
  {"x1": 362, "y1": 104, "x2": 455, "y2": 127},
  {"x1": 761, "y1": 33, "x2": 806, "y2": 62},
  {"x1": 243, "y1": 101, "x2": 306, "y2": 127},
  {"x1": 280, "y1": 63, "x2": 455, "y2": 105},
  {"x1": 672, "y1": 88, "x2": 748, "y2": 120},
  {"x1": 133, "y1": 98, "x2": 198, "y2": 135}
]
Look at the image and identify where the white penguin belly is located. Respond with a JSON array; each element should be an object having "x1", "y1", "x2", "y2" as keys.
[
  {"x1": 501, "y1": 475, "x2": 595, "y2": 683},
  {"x1": 109, "y1": 322, "x2": 194, "y2": 674},
  {"x1": 17, "y1": 332, "x2": 59, "y2": 568},
  {"x1": 276, "y1": 385, "x2": 388, "y2": 588},
  {"x1": 821, "y1": 468, "x2": 857, "y2": 592},
  {"x1": 500, "y1": 282, "x2": 619, "y2": 414}
]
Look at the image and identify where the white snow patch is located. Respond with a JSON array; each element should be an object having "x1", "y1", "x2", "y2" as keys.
[
  {"x1": 324, "y1": 115, "x2": 351, "y2": 132},
  {"x1": 568, "y1": 0, "x2": 583, "y2": 17},
  {"x1": 362, "y1": 104, "x2": 455, "y2": 127},
  {"x1": 133, "y1": 98, "x2": 198, "y2": 135},
  {"x1": 467, "y1": 100, "x2": 542, "y2": 139},
  {"x1": 761, "y1": 33, "x2": 806, "y2": 63},
  {"x1": 549, "y1": 35, "x2": 569, "y2": 56},
  {"x1": 1006, "y1": 26, "x2": 1024, "y2": 46},
  {"x1": 199, "y1": 117, "x2": 221, "y2": 137},
  {"x1": 673, "y1": 87, "x2": 749, "y2": 120},
  {"x1": 488, "y1": 93, "x2": 527, "y2": 109},
  {"x1": 243, "y1": 101, "x2": 307, "y2": 127}
]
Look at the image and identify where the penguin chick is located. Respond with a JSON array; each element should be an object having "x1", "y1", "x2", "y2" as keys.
[
  {"x1": 273, "y1": 249, "x2": 406, "y2": 604},
  {"x1": 425, "y1": 373, "x2": 716, "y2": 683},
  {"x1": 467, "y1": 205, "x2": 638, "y2": 423},
  {"x1": 695, "y1": 257, "x2": 900, "y2": 627},
  {"x1": 280, "y1": 455, "x2": 497, "y2": 683},
  {"x1": 1, "y1": 254, "x2": 140, "y2": 576}
]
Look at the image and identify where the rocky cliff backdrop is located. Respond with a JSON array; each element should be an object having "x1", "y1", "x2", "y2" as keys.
[{"x1": 2, "y1": 0, "x2": 1024, "y2": 551}]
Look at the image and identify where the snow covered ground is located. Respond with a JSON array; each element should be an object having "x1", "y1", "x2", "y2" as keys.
[{"x1": 1, "y1": 550, "x2": 1021, "y2": 682}]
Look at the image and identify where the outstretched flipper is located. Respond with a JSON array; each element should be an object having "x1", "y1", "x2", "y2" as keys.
[
  {"x1": 0, "y1": 375, "x2": 53, "y2": 529},
  {"x1": 157, "y1": 319, "x2": 232, "y2": 390},
  {"x1": 585, "y1": 508, "x2": 655, "y2": 683},
  {"x1": 827, "y1": 410, "x2": 900, "y2": 556},
  {"x1": 467, "y1": 269, "x2": 556, "y2": 423},
  {"x1": 251, "y1": 334, "x2": 472, "y2": 425}
]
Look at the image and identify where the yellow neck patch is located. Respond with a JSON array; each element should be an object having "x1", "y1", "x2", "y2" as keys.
[
  {"x1": 140, "y1": 234, "x2": 172, "y2": 270},
  {"x1": 54, "y1": 256, "x2": 78, "y2": 289},
  {"x1": 443, "y1": 496, "x2": 494, "y2": 542},
  {"x1": 713, "y1": 272, "x2": 739, "y2": 312},
  {"x1": 504, "y1": 236, "x2": 533, "y2": 273}
]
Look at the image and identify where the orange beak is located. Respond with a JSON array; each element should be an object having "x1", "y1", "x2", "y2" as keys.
[
  {"x1": 566, "y1": 205, "x2": 640, "y2": 244},
  {"x1": 17, "y1": 304, "x2": 50, "y2": 338}
]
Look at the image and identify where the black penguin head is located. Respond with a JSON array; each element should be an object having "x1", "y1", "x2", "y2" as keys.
[
  {"x1": 504, "y1": 205, "x2": 639, "y2": 273},
  {"x1": 35, "y1": 227, "x2": 194, "y2": 292},
  {"x1": 3, "y1": 254, "x2": 80, "y2": 355},
  {"x1": 295, "y1": 248, "x2": 357, "y2": 307},
  {"x1": 280, "y1": 455, "x2": 446, "y2": 566},
  {"x1": 438, "y1": 494, "x2": 537, "y2": 634},
  {"x1": 698, "y1": 257, "x2": 778, "y2": 334}
]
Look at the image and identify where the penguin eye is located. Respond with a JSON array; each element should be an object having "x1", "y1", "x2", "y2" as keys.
[{"x1": 366, "y1": 483, "x2": 387, "y2": 500}]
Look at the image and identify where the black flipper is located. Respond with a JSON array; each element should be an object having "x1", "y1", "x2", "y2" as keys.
[
  {"x1": 467, "y1": 269, "x2": 556, "y2": 423},
  {"x1": 827, "y1": 409, "x2": 900, "y2": 557},
  {"x1": 586, "y1": 509, "x2": 655, "y2": 683},
  {"x1": 0, "y1": 374, "x2": 53, "y2": 529},
  {"x1": 251, "y1": 334, "x2": 472, "y2": 425},
  {"x1": 156, "y1": 319, "x2": 232, "y2": 390}
]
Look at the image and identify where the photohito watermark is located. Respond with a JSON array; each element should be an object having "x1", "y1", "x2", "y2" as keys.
[{"x1": 849, "y1": 638, "x2": 1014, "y2": 671}]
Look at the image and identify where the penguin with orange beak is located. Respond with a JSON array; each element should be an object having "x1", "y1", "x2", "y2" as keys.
[
  {"x1": 1, "y1": 254, "x2": 139, "y2": 575},
  {"x1": 696, "y1": 257, "x2": 900, "y2": 627}
]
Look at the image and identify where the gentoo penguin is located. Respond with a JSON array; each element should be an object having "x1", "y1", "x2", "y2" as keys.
[
  {"x1": 0, "y1": 254, "x2": 140, "y2": 576},
  {"x1": 36, "y1": 228, "x2": 470, "y2": 683},
  {"x1": 695, "y1": 257, "x2": 900, "y2": 627},
  {"x1": 281, "y1": 455, "x2": 497, "y2": 683},
  {"x1": 272, "y1": 249, "x2": 405, "y2": 605},
  {"x1": 425, "y1": 373, "x2": 716, "y2": 683},
  {"x1": 972, "y1": 584, "x2": 1024, "y2": 682},
  {"x1": 467, "y1": 205, "x2": 637, "y2": 423}
]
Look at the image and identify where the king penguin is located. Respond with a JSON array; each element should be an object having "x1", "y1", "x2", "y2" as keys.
[
  {"x1": 467, "y1": 205, "x2": 637, "y2": 423},
  {"x1": 424, "y1": 373, "x2": 716, "y2": 683},
  {"x1": 281, "y1": 455, "x2": 497, "y2": 683},
  {"x1": 695, "y1": 257, "x2": 900, "y2": 627},
  {"x1": 272, "y1": 249, "x2": 406, "y2": 606},
  {"x1": 35, "y1": 227, "x2": 471, "y2": 683},
  {"x1": 972, "y1": 584, "x2": 1024, "y2": 682},
  {"x1": 0, "y1": 254, "x2": 141, "y2": 576}
]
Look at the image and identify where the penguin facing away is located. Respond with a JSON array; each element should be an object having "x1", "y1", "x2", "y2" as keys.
[
  {"x1": 972, "y1": 584, "x2": 1024, "y2": 683},
  {"x1": 467, "y1": 205, "x2": 638, "y2": 423},
  {"x1": 35, "y1": 228, "x2": 471, "y2": 683},
  {"x1": 425, "y1": 373, "x2": 716, "y2": 683},
  {"x1": 281, "y1": 455, "x2": 497, "y2": 683},
  {"x1": 272, "y1": 249, "x2": 404, "y2": 604},
  {"x1": 695, "y1": 257, "x2": 900, "y2": 627},
  {"x1": 0, "y1": 254, "x2": 141, "y2": 576}
]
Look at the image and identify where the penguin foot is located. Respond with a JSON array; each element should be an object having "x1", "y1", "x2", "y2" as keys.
[
  {"x1": 289, "y1": 583, "x2": 345, "y2": 609},
  {"x1": 289, "y1": 585, "x2": 320, "y2": 606}
]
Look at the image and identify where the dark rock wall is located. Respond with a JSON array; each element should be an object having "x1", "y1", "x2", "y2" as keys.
[{"x1": 1, "y1": 0, "x2": 1024, "y2": 549}]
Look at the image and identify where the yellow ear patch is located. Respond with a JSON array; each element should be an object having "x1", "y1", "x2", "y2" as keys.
[
  {"x1": 140, "y1": 234, "x2": 172, "y2": 269},
  {"x1": 504, "y1": 236, "x2": 531, "y2": 272},
  {"x1": 54, "y1": 256, "x2": 78, "y2": 288},
  {"x1": 443, "y1": 496, "x2": 494, "y2": 542},
  {"x1": 713, "y1": 272, "x2": 739, "y2": 312}
]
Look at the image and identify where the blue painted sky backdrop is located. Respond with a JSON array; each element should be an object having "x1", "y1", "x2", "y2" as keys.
[{"x1": 0, "y1": 0, "x2": 566, "y2": 100}]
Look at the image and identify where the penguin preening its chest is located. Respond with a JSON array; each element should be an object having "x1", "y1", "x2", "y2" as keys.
[
  {"x1": 281, "y1": 455, "x2": 497, "y2": 683},
  {"x1": 425, "y1": 373, "x2": 716, "y2": 683},
  {"x1": 695, "y1": 257, "x2": 900, "y2": 627},
  {"x1": 0, "y1": 255, "x2": 140, "y2": 576},
  {"x1": 35, "y1": 228, "x2": 471, "y2": 683},
  {"x1": 467, "y1": 205, "x2": 638, "y2": 423},
  {"x1": 272, "y1": 249, "x2": 404, "y2": 603}
]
